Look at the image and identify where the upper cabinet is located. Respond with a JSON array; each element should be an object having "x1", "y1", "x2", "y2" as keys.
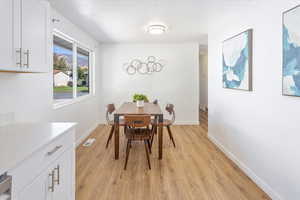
[
  {"x1": 22, "y1": 0, "x2": 50, "y2": 72},
  {"x1": 0, "y1": 0, "x2": 50, "y2": 73},
  {"x1": 0, "y1": 0, "x2": 16, "y2": 71}
]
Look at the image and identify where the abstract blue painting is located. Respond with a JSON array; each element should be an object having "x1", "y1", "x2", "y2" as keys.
[
  {"x1": 283, "y1": 6, "x2": 300, "y2": 96},
  {"x1": 222, "y1": 29, "x2": 252, "y2": 91}
]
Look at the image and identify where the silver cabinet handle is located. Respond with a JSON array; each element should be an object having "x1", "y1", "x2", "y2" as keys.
[
  {"x1": 54, "y1": 165, "x2": 60, "y2": 185},
  {"x1": 24, "y1": 50, "x2": 29, "y2": 68},
  {"x1": 48, "y1": 170, "x2": 55, "y2": 192},
  {"x1": 16, "y1": 48, "x2": 22, "y2": 67},
  {"x1": 47, "y1": 145, "x2": 63, "y2": 156}
]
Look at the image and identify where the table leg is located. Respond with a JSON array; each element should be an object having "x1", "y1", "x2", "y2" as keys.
[
  {"x1": 114, "y1": 114, "x2": 120, "y2": 160},
  {"x1": 158, "y1": 114, "x2": 163, "y2": 160}
]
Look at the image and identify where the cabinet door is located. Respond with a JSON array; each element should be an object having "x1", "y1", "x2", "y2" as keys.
[
  {"x1": 52, "y1": 148, "x2": 75, "y2": 200},
  {"x1": 17, "y1": 167, "x2": 53, "y2": 200},
  {"x1": 15, "y1": 148, "x2": 75, "y2": 200},
  {"x1": 21, "y1": 0, "x2": 50, "y2": 72},
  {"x1": 0, "y1": 0, "x2": 20, "y2": 71}
]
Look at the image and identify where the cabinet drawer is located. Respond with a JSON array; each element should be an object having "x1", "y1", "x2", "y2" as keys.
[{"x1": 10, "y1": 128, "x2": 75, "y2": 193}]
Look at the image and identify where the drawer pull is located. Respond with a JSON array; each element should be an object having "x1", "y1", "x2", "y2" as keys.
[
  {"x1": 16, "y1": 48, "x2": 22, "y2": 67},
  {"x1": 47, "y1": 145, "x2": 63, "y2": 156},
  {"x1": 54, "y1": 165, "x2": 60, "y2": 185},
  {"x1": 24, "y1": 50, "x2": 30, "y2": 68},
  {"x1": 48, "y1": 170, "x2": 55, "y2": 192}
]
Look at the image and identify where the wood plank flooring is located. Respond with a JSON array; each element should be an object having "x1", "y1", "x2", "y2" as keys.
[{"x1": 76, "y1": 112, "x2": 270, "y2": 200}]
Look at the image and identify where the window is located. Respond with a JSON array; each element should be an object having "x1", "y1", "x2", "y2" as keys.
[
  {"x1": 53, "y1": 35, "x2": 73, "y2": 100},
  {"x1": 77, "y1": 47, "x2": 90, "y2": 97},
  {"x1": 53, "y1": 31, "x2": 94, "y2": 107}
]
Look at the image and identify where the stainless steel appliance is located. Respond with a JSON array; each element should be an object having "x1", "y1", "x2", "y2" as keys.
[{"x1": 0, "y1": 173, "x2": 11, "y2": 200}]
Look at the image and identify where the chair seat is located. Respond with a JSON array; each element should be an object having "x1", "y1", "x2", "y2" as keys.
[
  {"x1": 108, "y1": 119, "x2": 126, "y2": 126},
  {"x1": 125, "y1": 128, "x2": 151, "y2": 140},
  {"x1": 151, "y1": 119, "x2": 173, "y2": 126}
]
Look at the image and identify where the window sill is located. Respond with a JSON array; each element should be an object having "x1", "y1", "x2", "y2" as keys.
[{"x1": 53, "y1": 94, "x2": 95, "y2": 110}]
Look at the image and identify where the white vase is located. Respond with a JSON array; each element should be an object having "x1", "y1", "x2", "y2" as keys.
[{"x1": 136, "y1": 100, "x2": 144, "y2": 107}]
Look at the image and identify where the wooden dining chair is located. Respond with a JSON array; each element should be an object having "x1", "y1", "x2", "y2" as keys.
[
  {"x1": 151, "y1": 103, "x2": 176, "y2": 148},
  {"x1": 105, "y1": 104, "x2": 125, "y2": 148},
  {"x1": 124, "y1": 115, "x2": 153, "y2": 170}
]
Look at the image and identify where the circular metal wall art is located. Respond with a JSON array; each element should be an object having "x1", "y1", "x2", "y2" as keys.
[{"x1": 123, "y1": 56, "x2": 166, "y2": 75}]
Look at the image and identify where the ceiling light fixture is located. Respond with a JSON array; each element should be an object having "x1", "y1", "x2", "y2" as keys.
[{"x1": 147, "y1": 24, "x2": 167, "y2": 35}]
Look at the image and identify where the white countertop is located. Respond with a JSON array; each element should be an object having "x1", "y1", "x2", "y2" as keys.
[{"x1": 0, "y1": 123, "x2": 76, "y2": 175}]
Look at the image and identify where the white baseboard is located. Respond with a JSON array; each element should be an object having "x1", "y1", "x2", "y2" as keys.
[
  {"x1": 174, "y1": 121, "x2": 199, "y2": 125},
  {"x1": 76, "y1": 122, "x2": 99, "y2": 147},
  {"x1": 208, "y1": 134, "x2": 282, "y2": 200},
  {"x1": 99, "y1": 120, "x2": 199, "y2": 126}
]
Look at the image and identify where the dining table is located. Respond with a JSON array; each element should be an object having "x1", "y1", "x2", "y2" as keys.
[{"x1": 114, "y1": 102, "x2": 164, "y2": 160}]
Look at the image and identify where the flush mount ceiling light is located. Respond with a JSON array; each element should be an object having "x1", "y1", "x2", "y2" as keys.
[{"x1": 147, "y1": 24, "x2": 167, "y2": 35}]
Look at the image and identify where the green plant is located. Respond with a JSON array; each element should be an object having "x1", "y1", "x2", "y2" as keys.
[{"x1": 133, "y1": 94, "x2": 148, "y2": 102}]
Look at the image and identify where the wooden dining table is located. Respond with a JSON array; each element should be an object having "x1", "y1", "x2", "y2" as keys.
[{"x1": 114, "y1": 102, "x2": 164, "y2": 160}]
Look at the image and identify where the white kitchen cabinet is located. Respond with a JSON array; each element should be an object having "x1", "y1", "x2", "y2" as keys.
[
  {"x1": 3, "y1": 123, "x2": 76, "y2": 200},
  {"x1": 21, "y1": 0, "x2": 50, "y2": 72},
  {"x1": 16, "y1": 148, "x2": 74, "y2": 200},
  {"x1": 0, "y1": 0, "x2": 19, "y2": 72},
  {"x1": 52, "y1": 148, "x2": 75, "y2": 200},
  {"x1": 0, "y1": 0, "x2": 50, "y2": 73},
  {"x1": 17, "y1": 165, "x2": 52, "y2": 200}
]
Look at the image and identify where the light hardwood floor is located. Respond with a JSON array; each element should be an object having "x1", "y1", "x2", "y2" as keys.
[{"x1": 76, "y1": 112, "x2": 270, "y2": 200}]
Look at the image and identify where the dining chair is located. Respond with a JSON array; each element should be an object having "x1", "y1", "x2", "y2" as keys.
[
  {"x1": 105, "y1": 104, "x2": 125, "y2": 148},
  {"x1": 151, "y1": 103, "x2": 176, "y2": 148},
  {"x1": 124, "y1": 115, "x2": 153, "y2": 170}
]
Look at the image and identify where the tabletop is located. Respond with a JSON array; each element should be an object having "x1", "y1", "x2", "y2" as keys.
[{"x1": 115, "y1": 102, "x2": 163, "y2": 116}]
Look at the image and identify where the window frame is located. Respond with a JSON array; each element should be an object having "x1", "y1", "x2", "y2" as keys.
[{"x1": 52, "y1": 29, "x2": 95, "y2": 109}]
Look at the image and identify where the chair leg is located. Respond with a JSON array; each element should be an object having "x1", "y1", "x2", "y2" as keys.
[
  {"x1": 124, "y1": 139, "x2": 131, "y2": 170},
  {"x1": 167, "y1": 125, "x2": 176, "y2": 148},
  {"x1": 144, "y1": 140, "x2": 151, "y2": 170},
  {"x1": 147, "y1": 140, "x2": 152, "y2": 154},
  {"x1": 105, "y1": 125, "x2": 115, "y2": 148},
  {"x1": 151, "y1": 124, "x2": 157, "y2": 135},
  {"x1": 150, "y1": 129, "x2": 155, "y2": 148},
  {"x1": 150, "y1": 135, "x2": 154, "y2": 148},
  {"x1": 151, "y1": 125, "x2": 155, "y2": 135}
]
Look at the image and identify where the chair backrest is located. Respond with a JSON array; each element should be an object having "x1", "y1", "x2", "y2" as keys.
[
  {"x1": 124, "y1": 115, "x2": 151, "y2": 128},
  {"x1": 166, "y1": 104, "x2": 175, "y2": 123},
  {"x1": 106, "y1": 104, "x2": 115, "y2": 123},
  {"x1": 153, "y1": 99, "x2": 158, "y2": 105}
]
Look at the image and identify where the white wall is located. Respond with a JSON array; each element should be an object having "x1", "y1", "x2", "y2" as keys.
[
  {"x1": 51, "y1": 9, "x2": 101, "y2": 143},
  {"x1": 199, "y1": 50, "x2": 208, "y2": 111},
  {"x1": 0, "y1": 8, "x2": 101, "y2": 143},
  {"x1": 208, "y1": 1, "x2": 300, "y2": 199},
  {"x1": 99, "y1": 43, "x2": 199, "y2": 124}
]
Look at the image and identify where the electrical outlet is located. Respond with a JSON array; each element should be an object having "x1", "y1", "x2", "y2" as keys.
[{"x1": 0, "y1": 112, "x2": 15, "y2": 126}]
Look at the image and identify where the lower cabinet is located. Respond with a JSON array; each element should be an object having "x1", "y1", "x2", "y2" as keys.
[
  {"x1": 18, "y1": 164, "x2": 53, "y2": 200},
  {"x1": 51, "y1": 148, "x2": 74, "y2": 200},
  {"x1": 14, "y1": 148, "x2": 75, "y2": 200}
]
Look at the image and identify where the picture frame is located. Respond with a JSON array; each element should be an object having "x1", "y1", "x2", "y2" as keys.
[
  {"x1": 282, "y1": 5, "x2": 300, "y2": 97},
  {"x1": 222, "y1": 29, "x2": 253, "y2": 91}
]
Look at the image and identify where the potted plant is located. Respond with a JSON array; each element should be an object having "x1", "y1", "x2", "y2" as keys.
[{"x1": 133, "y1": 94, "x2": 148, "y2": 107}]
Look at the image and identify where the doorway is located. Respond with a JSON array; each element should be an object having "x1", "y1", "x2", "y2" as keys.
[{"x1": 199, "y1": 45, "x2": 208, "y2": 125}]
